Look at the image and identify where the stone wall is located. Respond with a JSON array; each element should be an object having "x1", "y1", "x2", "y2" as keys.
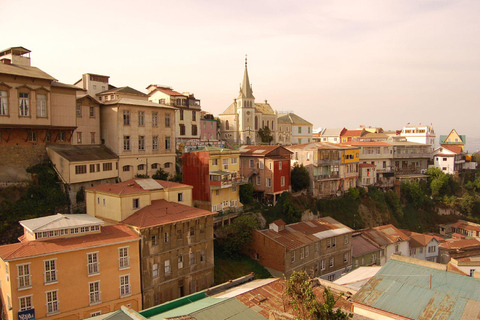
[{"x1": 0, "y1": 145, "x2": 48, "y2": 182}]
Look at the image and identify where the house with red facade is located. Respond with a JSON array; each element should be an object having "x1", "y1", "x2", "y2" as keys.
[{"x1": 238, "y1": 145, "x2": 292, "y2": 204}]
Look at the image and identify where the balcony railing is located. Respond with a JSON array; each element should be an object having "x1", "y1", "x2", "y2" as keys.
[
  {"x1": 210, "y1": 177, "x2": 248, "y2": 189},
  {"x1": 314, "y1": 173, "x2": 340, "y2": 181},
  {"x1": 314, "y1": 159, "x2": 341, "y2": 166}
]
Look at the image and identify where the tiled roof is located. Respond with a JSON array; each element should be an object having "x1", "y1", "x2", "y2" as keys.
[
  {"x1": 258, "y1": 217, "x2": 352, "y2": 250},
  {"x1": 151, "y1": 87, "x2": 185, "y2": 96},
  {"x1": 0, "y1": 225, "x2": 139, "y2": 261},
  {"x1": 360, "y1": 225, "x2": 409, "y2": 247},
  {"x1": 87, "y1": 179, "x2": 191, "y2": 195},
  {"x1": 401, "y1": 230, "x2": 434, "y2": 248},
  {"x1": 122, "y1": 199, "x2": 215, "y2": 228},
  {"x1": 342, "y1": 130, "x2": 364, "y2": 137},
  {"x1": 46, "y1": 144, "x2": 118, "y2": 162},
  {"x1": 442, "y1": 145, "x2": 463, "y2": 154}
]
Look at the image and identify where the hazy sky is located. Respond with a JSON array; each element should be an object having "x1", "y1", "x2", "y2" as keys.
[{"x1": 3, "y1": 0, "x2": 480, "y2": 151}]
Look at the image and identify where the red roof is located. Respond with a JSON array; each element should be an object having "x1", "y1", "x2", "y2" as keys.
[
  {"x1": 341, "y1": 130, "x2": 363, "y2": 137},
  {"x1": 122, "y1": 199, "x2": 215, "y2": 228},
  {"x1": 0, "y1": 225, "x2": 139, "y2": 261},
  {"x1": 440, "y1": 238, "x2": 480, "y2": 250},
  {"x1": 87, "y1": 179, "x2": 191, "y2": 195},
  {"x1": 442, "y1": 145, "x2": 463, "y2": 154}
]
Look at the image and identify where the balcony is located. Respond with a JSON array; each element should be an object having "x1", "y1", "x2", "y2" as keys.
[
  {"x1": 344, "y1": 172, "x2": 358, "y2": 178},
  {"x1": 210, "y1": 176, "x2": 248, "y2": 189},
  {"x1": 314, "y1": 159, "x2": 341, "y2": 166},
  {"x1": 313, "y1": 173, "x2": 339, "y2": 181}
]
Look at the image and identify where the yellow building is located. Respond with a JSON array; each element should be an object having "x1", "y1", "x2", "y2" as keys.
[
  {"x1": 0, "y1": 214, "x2": 142, "y2": 320},
  {"x1": 182, "y1": 147, "x2": 245, "y2": 213}
]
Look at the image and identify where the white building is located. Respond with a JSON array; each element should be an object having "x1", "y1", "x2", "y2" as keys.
[
  {"x1": 432, "y1": 146, "x2": 464, "y2": 174},
  {"x1": 400, "y1": 124, "x2": 436, "y2": 148},
  {"x1": 277, "y1": 113, "x2": 313, "y2": 145}
]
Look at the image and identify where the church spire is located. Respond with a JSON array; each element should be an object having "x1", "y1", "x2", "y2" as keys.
[{"x1": 239, "y1": 55, "x2": 255, "y2": 99}]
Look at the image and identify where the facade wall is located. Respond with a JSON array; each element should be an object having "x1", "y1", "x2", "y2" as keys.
[
  {"x1": 433, "y1": 155, "x2": 455, "y2": 174},
  {"x1": 353, "y1": 250, "x2": 381, "y2": 269},
  {"x1": 50, "y1": 87, "x2": 76, "y2": 128},
  {"x1": 200, "y1": 119, "x2": 217, "y2": 142},
  {"x1": 73, "y1": 98, "x2": 100, "y2": 145},
  {"x1": 251, "y1": 231, "x2": 286, "y2": 274},
  {"x1": 182, "y1": 151, "x2": 211, "y2": 203},
  {"x1": 138, "y1": 215, "x2": 215, "y2": 308},
  {"x1": 0, "y1": 239, "x2": 142, "y2": 320}
]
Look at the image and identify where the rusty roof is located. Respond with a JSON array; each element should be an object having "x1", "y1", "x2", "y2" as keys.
[
  {"x1": 0, "y1": 224, "x2": 139, "y2": 261},
  {"x1": 341, "y1": 130, "x2": 364, "y2": 137},
  {"x1": 439, "y1": 238, "x2": 480, "y2": 250},
  {"x1": 401, "y1": 230, "x2": 436, "y2": 248},
  {"x1": 352, "y1": 255, "x2": 480, "y2": 319},
  {"x1": 87, "y1": 179, "x2": 191, "y2": 195},
  {"x1": 122, "y1": 199, "x2": 215, "y2": 228},
  {"x1": 360, "y1": 225, "x2": 409, "y2": 247},
  {"x1": 46, "y1": 144, "x2": 118, "y2": 162},
  {"x1": 352, "y1": 233, "x2": 381, "y2": 258},
  {"x1": 257, "y1": 217, "x2": 352, "y2": 250}
]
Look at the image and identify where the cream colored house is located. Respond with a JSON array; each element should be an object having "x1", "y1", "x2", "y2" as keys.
[
  {"x1": 147, "y1": 85, "x2": 201, "y2": 151},
  {"x1": 73, "y1": 94, "x2": 101, "y2": 145},
  {"x1": 277, "y1": 113, "x2": 313, "y2": 145}
]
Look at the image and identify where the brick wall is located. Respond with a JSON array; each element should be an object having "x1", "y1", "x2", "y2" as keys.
[{"x1": 0, "y1": 145, "x2": 47, "y2": 182}]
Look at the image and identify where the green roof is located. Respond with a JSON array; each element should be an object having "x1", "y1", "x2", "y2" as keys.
[
  {"x1": 140, "y1": 292, "x2": 207, "y2": 318},
  {"x1": 440, "y1": 134, "x2": 466, "y2": 144},
  {"x1": 353, "y1": 257, "x2": 480, "y2": 319}
]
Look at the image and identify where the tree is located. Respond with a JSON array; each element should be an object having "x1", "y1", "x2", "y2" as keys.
[
  {"x1": 216, "y1": 215, "x2": 259, "y2": 256},
  {"x1": 258, "y1": 127, "x2": 274, "y2": 144},
  {"x1": 285, "y1": 271, "x2": 353, "y2": 320},
  {"x1": 291, "y1": 164, "x2": 310, "y2": 192},
  {"x1": 239, "y1": 183, "x2": 254, "y2": 205},
  {"x1": 152, "y1": 168, "x2": 169, "y2": 180}
]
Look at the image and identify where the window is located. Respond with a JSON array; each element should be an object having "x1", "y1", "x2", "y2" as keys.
[
  {"x1": 164, "y1": 162, "x2": 171, "y2": 168},
  {"x1": 0, "y1": 90, "x2": 9, "y2": 115},
  {"x1": 164, "y1": 114, "x2": 170, "y2": 127},
  {"x1": 281, "y1": 176, "x2": 285, "y2": 187},
  {"x1": 152, "y1": 136, "x2": 159, "y2": 150},
  {"x1": 192, "y1": 125, "x2": 198, "y2": 135},
  {"x1": 19, "y1": 295, "x2": 32, "y2": 311},
  {"x1": 165, "y1": 136, "x2": 171, "y2": 150},
  {"x1": 58, "y1": 132, "x2": 66, "y2": 142},
  {"x1": 91, "y1": 311, "x2": 102, "y2": 317},
  {"x1": 344, "y1": 252, "x2": 349, "y2": 263},
  {"x1": 44, "y1": 259, "x2": 57, "y2": 283},
  {"x1": 178, "y1": 254, "x2": 184, "y2": 269},
  {"x1": 189, "y1": 226, "x2": 195, "y2": 237},
  {"x1": 29, "y1": 131, "x2": 37, "y2": 142},
  {"x1": 138, "y1": 136, "x2": 145, "y2": 150},
  {"x1": 298, "y1": 127, "x2": 302, "y2": 134},
  {"x1": 179, "y1": 109, "x2": 184, "y2": 120},
  {"x1": 372, "y1": 254, "x2": 377, "y2": 264},
  {"x1": 89, "y1": 106, "x2": 95, "y2": 118},
  {"x1": 192, "y1": 111, "x2": 196, "y2": 121},
  {"x1": 120, "y1": 275, "x2": 131, "y2": 297},
  {"x1": 89, "y1": 281, "x2": 101, "y2": 304},
  {"x1": 190, "y1": 252, "x2": 196, "y2": 265},
  {"x1": 90, "y1": 132, "x2": 95, "y2": 144},
  {"x1": 344, "y1": 235, "x2": 349, "y2": 244},
  {"x1": 75, "y1": 165, "x2": 87, "y2": 174},
  {"x1": 291, "y1": 251, "x2": 295, "y2": 264},
  {"x1": 200, "y1": 250, "x2": 206, "y2": 262},
  {"x1": 152, "y1": 263, "x2": 159, "y2": 277},
  {"x1": 137, "y1": 111, "x2": 145, "y2": 126},
  {"x1": 395, "y1": 244, "x2": 399, "y2": 253},
  {"x1": 46, "y1": 290, "x2": 59, "y2": 314},
  {"x1": 132, "y1": 198, "x2": 139, "y2": 209},
  {"x1": 256, "y1": 176, "x2": 261, "y2": 185},
  {"x1": 77, "y1": 132, "x2": 82, "y2": 144},
  {"x1": 279, "y1": 161, "x2": 282, "y2": 170},
  {"x1": 225, "y1": 120, "x2": 229, "y2": 130},
  {"x1": 164, "y1": 232, "x2": 170, "y2": 243},
  {"x1": 266, "y1": 178, "x2": 271, "y2": 187},
  {"x1": 119, "y1": 247, "x2": 129, "y2": 269},
  {"x1": 332, "y1": 238, "x2": 336, "y2": 248},
  {"x1": 300, "y1": 248, "x2": 305, "y2": 259},
  {"x1": 19, "y1": 92, "x2": 30, "y2": 116},
  {"x1": 223, "y1": 159, "x2": 228, "y2": 170},
  {"x1": 36, "y1": 94, "x2": 47, "y2": 117},
  {"x1": 329, "y1": 257, "x2": 334, "y2": 267},
  {"x1": 18, "y1": 264, "x2": 31, "y2": 289},
  {"x1": 123, "y1": 165, "x2": 130, "y2": 172},
  {"x1": 305, "y1": 246, "x2": 309, "y2": 257},
  {"x1": 231, "y1": 157, "x2": 238, "y2": 165},
  {"x1": 249, "y1": 159, "x2": 254, "y2": 168},
  {"x1": 151, "y1": 234, "x2": 158, "y2": 246},
  {"x1": 103, "y1": 163, "x2": 112, "y2": 171},
  {"x1": 165, "y1": 260, "x2": 171, "y2": 274},
  {"x1": 45, "y1": 132, "x2": 51, "y2": 142},
  {"x1": 152, "y1": 112, "x2": 158, "y2": 127},
  {"x1": 180, "y1": 124, "x2": 186, "y2": 136},
  {"x1": 321, "y1": 260, "x2": 325, "y2": 270},
  {"x1": 123, "y1": 110, "x2": 130, "y2": 125},
  {"x1": 87, "y1": 252, "x2": 99, "y2": 275},
  {"x1": 178, "y1": 193, "x2": 183, "y2": 202},
  {"x1": 428, "y1": 246, "x2": 436, "y2": 253},
  {"x1": 123, "y1": 136, "x2": 130, "y2": 151}
]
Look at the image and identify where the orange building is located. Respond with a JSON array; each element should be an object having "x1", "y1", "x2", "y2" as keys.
[{"x1": 0, "y1": 214, "x2": 142, "y2": 320}]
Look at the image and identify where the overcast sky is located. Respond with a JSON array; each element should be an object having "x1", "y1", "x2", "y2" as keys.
[{"x1": 3, "y1": 0, "x2": 479, "y2": 151}]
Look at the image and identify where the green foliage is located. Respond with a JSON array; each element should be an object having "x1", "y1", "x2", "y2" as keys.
[
  {"x1": 400, "y1": 182, "x2": 425, "y2": 207},
  {"x1": 285, "y1": 271, "x2": 353, "y2": 320},
  {"x1": 76, "y1": 187, "x2": 85, "y2": 203},
  {"x1": 385, "y1": 191, "x2": 403, "y2": 220},
  {"x1": 460, "y1": 194, "x2": 476, "y2": 216},
  {"x1": 291, "y1": 164, "x2": 311, "y2": 192},
  {"x1": 348, "y1": 187, "x2": 360, "y2": 200},
  {"x1": 465, "y1": 177, "x2": 480, "y2": 192},
  {"x1": 316, "y1": 195, "x2": 363, "y2": 229},
  {"x1": 258, "y1": 126, "x2": 274, "y2": 144},
  {"x1": 239, "y1": 182, "x2": 254, "y2": 205},
  {"x1": 263, "y1": 192, "x2": 302, "y2": 225},
  {"x1": 426, "y1": 167, "x2": 459, "y2": 199},
  {"x1": 152, "y1": 168, "x2": 169, "y2": 180},
  {"x1": 216, "y1": 215, "x2": 259, "y2": 256},
  {"x1": 443, "y1": 195, "x2": 457, "y2": 207}
]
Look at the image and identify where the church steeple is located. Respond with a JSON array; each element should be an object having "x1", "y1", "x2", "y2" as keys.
[{"x1": 239, "y1": 55, "x2": 255, "y2": 100}]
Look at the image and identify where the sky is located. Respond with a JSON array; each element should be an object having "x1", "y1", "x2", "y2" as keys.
[{"x1": 3, "y1": 0, "x2": 480, "y2": 151}]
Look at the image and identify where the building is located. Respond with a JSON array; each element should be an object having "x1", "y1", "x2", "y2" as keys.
[
  {"x1": 218, "y1": 59, "x2": 278, "y2": 146},
  {"x1": 439, "y1": 220, "x2": 480, "y2": 239},
  {"x1": 448, "y1": 256, "x2": 480, "y2": 277},
  {"x1": 340, "y1": 129, "x2": 365, "y2": 143},
  {"x1": 73, "y1": 93, "x2": 101, "y2": 146},
  {"x1": 389, "y1": 139, "x2": 431, "y2": 175},
  {"x1": 432, "y1": 145, "x2": 465, "y2": 174},
  {"x1": 402, "y1": 230, "x2": 439, "y2": 262},
  {"x1": 199, "y1": 113, "x2": 222, "y2": 148},
  {"x1": 250, "y1": 217, "x2": 354, "y2": 281},
  {"x1": 352, "y1": 255, "x2": 480, "y2": 319},
  {"x1": 182, "y1": 147, "x2": 246, "y2": 213},
  {"x1": 360, "y1": 225, "x2": 410, "y2": 265},
  {"x1": 399, "y1": 124, "x2": 436, "y2": 148},
  {"x1": 351, "y1": 232, "x2": 381, "y2": 269},
  {"x1": 438, "y1": 238, "x2": 480, "y2": 264},
  {"x1": 238, "y1": 145, "x2": 292, "y2": 203},
  {"x1": 317, "y1": 128, "x2": 346, "y2": 144},
  {"x1": 440, "y1": 129, "x2": 466, "y2": 152},
  {"x1": 146, "y1": 85, "x2": 201, "y2": 150},
  {"x1": 357, "y1": 163, "x2": 376, "y2": 187},
  {"x1": 277, "y1": 113, "x2": 313, "y2": 145},
  {"x1": 0, "y1": 47, "x2": 80, "y2": 182},
  {"x1": 0, "y1": 214, "x2": 142, "y2": 320},
  {"x1": 287, "y1": 142, "x2": 359, "y2": 197},
  {"x1": 86, "y1": 178, "x2": 215, "y2": 307}
]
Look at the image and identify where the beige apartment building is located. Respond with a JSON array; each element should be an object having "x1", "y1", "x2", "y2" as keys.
[
  {"x1": 0, "y1": 47, "x2": 80, "y2": 182},
  {"x1": 86, "y1": 179, "x2": 215, "y2": 307}
]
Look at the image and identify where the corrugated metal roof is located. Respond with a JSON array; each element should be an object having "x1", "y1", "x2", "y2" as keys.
[
  {"x1": 46, "y1": 144, "x2": 118, "y2": 162},
  {"x1": 352, "y1": 256, "x2": 480, "y2": 319}
]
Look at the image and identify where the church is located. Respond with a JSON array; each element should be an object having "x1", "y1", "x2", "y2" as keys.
[{"x1": 218, "y1": 58, "x2": 278, "y2": 146}]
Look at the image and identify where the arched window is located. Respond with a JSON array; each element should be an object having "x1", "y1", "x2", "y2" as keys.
[
  {"x1": 226, "y1": 120, "x2": 229, "y2": 130},
  {"x1": 255, "y1": 116, "x2": 258, "y2": 130}
]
